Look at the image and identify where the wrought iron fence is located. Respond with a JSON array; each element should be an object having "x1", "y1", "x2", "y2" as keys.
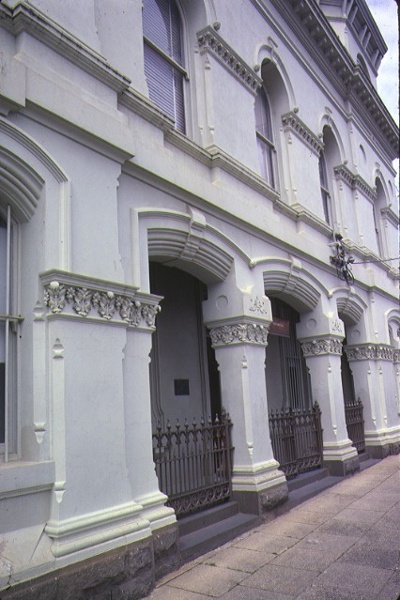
[
  {"x1": 269, "y1": 402, "x2": 323, "y2": 479},
  {"x1": 152, "y1": 413, "x2": 234, "y2": 518},
  {"x1": 345, "y1": 398, "x2": 365, "y2": 453}
]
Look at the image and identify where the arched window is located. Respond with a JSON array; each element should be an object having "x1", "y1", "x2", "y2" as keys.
[
  {"x1": 319, "y1": 150, "x2": 331, "y2": 225},
  {"x1": 319, "y1": 125, "x2": 341, "y2": 226},
  {"x1": 255, "y1": 86, "x2": 275, "y2": 187},
  {"x1": 143, "y1": 0, "x2": 186, "y2": 133},
  {"x1": 0, "y1": 204, "x2": 18, "y2": 459},
  {"x1": 373, "y1": 178, "x2": 386, "y2": 256}
]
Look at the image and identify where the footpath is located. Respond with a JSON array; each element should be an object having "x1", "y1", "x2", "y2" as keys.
[{"x1": 145, "y1": 455, "x2": 400, "y2": 600}]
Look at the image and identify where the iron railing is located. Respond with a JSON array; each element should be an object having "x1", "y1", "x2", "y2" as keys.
[
  {"x1": 152, "y1": 413, "x2": 234, "y2": 518},
  {"x1": 345, "y1": 398, "x2": 365, "y2": 453},
  {"x1": 269, "y1": 402, "x2": 323, "y2": 479}
]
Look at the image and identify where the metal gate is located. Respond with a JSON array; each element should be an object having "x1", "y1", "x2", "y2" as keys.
[
  {"x1": 345, "y1": 398, "x2": 365, "y2": 453},
  {"x1": 152, "y1": 413, "x2": 234, "y2": 518},
  {"x1": 269, "y1": 402, "x2": 323, "y2": 478}
]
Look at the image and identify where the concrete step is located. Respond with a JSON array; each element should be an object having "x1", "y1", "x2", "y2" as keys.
[
  {"x1": 276, "y1": 472, "x2": 342, "y2": 515},
  {"x1": 179, "y1": 509, "x2": 260, "y2": 562},
  {"x1": 359, "y1": 453, "x2": 381, "y2": 471},
  {"x1": 178, "y1": 501, "x2": 241, "y2": 537},
  {"x1": 287, "y1": 467, "x2": 330, "y2": 492}
]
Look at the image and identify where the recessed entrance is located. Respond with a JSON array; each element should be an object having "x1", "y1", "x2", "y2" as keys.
[
  {"x1": 149, "y1": 262, "x2": 232, "y2": 517},
  {"x1": 266, "y1": 298, "x2": 323, "y2": 478}
]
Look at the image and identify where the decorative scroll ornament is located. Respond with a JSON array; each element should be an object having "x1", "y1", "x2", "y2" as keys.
[
  {"x1": 345, "y1": 344, "x2": 395, "y2": 362},
  {"x1": 210, "y1": 323, "x2": 269, "y2": 346},
  {"x1": 329, "y1": 233, "x2": 355, "y2": 285},
  {"x1": 301, "y1": 338, "x2": 343, "y2": 357},
  {"x1": 249, "y1": 296, "x2": 270, "y2": 315},
  {"x1": 44, "y1": 281, "x2": 161, "y2": 328}
]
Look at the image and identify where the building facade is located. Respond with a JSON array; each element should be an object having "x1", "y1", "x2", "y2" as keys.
[{"x1": 0, "y1": 0, "x2": 399, "y2": 597}]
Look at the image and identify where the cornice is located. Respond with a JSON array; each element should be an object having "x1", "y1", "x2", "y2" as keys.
[
  {"x1": 0, "y1": 1, "x2": 131, "y2": 94},
  {"x1": 206, "y1": 144, "x2": 280, "y2": 202},
  {"x1": 40, "y1": 270, "x2": 161, "y2": 330},
  {"x1": 333, "y1": 164, "x2": 376, "y2": 202},
  {"x1": 262, "y1": 0, "x2": 399, "y2": 158},
  {"x1": 281, "y1": 111, "x2": 323, "y2": 155},
  {"x1": 320, "y1": 0, "x2": 387, "y2": 74},
  {"x1": 119, "y1": 88, "x2": 176, "y2": 132},
  {"x1": 380, "y1": 207, "x2": 399, "y2": 228},
  {"x1": 21, "y1": 103, "x2": 133, "y2": 164},
  {"x1": 345, "y1": 343, "x2": 396, "y2": 362},
  {"x1": 196, "y1": 26, "x2": 262, "y2": 95},
  {"x1": 287, "y1": 203, "x2": 333, "y2": 236},
  {"x1": 341, "y1": 239, "x2": 399, "y2": 280}
]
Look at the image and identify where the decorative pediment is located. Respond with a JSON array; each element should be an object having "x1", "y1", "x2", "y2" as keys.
[
  {"x1": 334, "y1": 165, "x2": 376, "y2": 202},
  {"x1": 197, "y1": 26, "x2": 262, "y2": 94},
  {"x1": 281, "y1": 112, "x2": 323, "y2": 155}
]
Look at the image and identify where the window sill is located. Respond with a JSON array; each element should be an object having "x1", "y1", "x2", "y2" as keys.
[{"x1": 0, "y1": 460, "x2": 55, "y2": 500}]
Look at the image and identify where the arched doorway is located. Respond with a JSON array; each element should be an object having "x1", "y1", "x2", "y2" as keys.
[
  {"x1": 340, "y1": 312, "x2": 366, "y2": 455},
  {"x1": 266, "y1": 298, "x2": 311, "y2": 411},
  {"x1": 266, "y1": 298, "x2": 323, "y2": 478},
  {"x1": 149, "y1": 262, "x2": 232, "y2": 518}
]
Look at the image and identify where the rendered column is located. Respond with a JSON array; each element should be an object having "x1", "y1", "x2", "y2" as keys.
[
  {"x1": 123, "y1": 326, "x2": 176, "y2": 530},
  {"x1": 345, "y1": 344, "x2": 400, "y2": 457},
  {"x1": 205, "y1": 287, "x2": 288, "y2": 516},
  {"x1": 300, "y1": 336, "x2": 359, "y2": 476},
  {"x1": 123, "y1": 324, "x2": 178, "y2": 579}
]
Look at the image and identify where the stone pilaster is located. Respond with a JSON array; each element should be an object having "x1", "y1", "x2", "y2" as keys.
[
  {"x1": 208, "y1": 316, "x2": 288, "y2": 516},
  {"x1": 300, "y1": 336, "x2": 359, "y2": 475},
  {"x1": 41, "y1": 271, "x2": 178, "y2": 575},
  {"x1": 345, "y1": 344, "x2": 400, "y2": 457}
]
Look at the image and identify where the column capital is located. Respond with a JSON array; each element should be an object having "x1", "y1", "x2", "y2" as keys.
[
  {"x1": 208, "y1": 318, "x2": 270, "y2": 347},
  {"x1": 345, "y1": 343, "x2": 395, "y2": 362},
  {"x1": 41, "y1": 270, "x2": 161, "y2": 330},
  {"x1": 300, "y1": 336, "x2": 343, "y2": 357}
]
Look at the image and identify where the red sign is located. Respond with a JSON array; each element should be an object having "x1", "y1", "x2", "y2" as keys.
[{"x1": 269, "y1": 318, "x2": 290, "y2": 337}]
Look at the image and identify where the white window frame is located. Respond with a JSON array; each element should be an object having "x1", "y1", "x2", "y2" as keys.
[
  {"x1": 0, "y1": 204, "x2": 20, "y2": 461},
  {"x1": 143, "y1": 0, "x2": 187, "y2": 133},
  {"x1": 319, "y1": 151, "x2": 331, "y2": 225},
  {"x1": 255, "y1": 86, "x2": 276, "y2": 188}
]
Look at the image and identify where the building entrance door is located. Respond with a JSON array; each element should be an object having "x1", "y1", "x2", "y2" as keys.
[
  {"x1": 266, "y1": 298, "x2": 323, "y2": 477},
  {"x1": 149, "y1": 263, "x2": 232, "y2": 517},
  {"x1": 341, "y1": 346, "x2": 366, "y2": 453}
]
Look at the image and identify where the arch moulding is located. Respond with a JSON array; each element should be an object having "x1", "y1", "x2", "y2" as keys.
[
  {"x1": 0, "y1": 117, "x2": 71, "y2": 270},
  {"x1": 131, "y1": 207, "x2": 253, "y2": 291}
]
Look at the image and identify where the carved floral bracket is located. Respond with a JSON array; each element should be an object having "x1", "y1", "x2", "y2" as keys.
[
  {"x1": 301, "y1": 338, "x2": 343, "y2": 357},
  {"x1": 41, "y1": 272, "x2": 161, "y2": 329},
  {"x1": 209, "y1": 322, "x2": 269, "y2": 347},
  {"x1": 345, "y1": 344, "x2": 397, "y2": 362}
]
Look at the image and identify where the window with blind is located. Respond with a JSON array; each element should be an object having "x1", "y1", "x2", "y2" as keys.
[
  {"x1": 143, "y1": 0, "x2": 186, "y2": 133},
  {"x1": 319, "y1": 151, "x2": 331, "y2": 225},
  {"x1": 255, "y1": 86, "x2": 275, "y2": 188},
  {"x1": 0, "y1": 206, "x2": 18, "y2": 460}
]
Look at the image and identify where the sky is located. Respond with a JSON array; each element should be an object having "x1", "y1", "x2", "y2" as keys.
[
  {"x1": 366, "y1": 0, "x2": 399, "y2": 189},
  {"x1": 367, "y1": 0, "x2": 399, "y2": 125}
]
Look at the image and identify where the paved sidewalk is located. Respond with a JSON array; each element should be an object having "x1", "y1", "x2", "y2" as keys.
[{"x1": 145, "y1": 455, "x2": 400, "y2": 600}]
